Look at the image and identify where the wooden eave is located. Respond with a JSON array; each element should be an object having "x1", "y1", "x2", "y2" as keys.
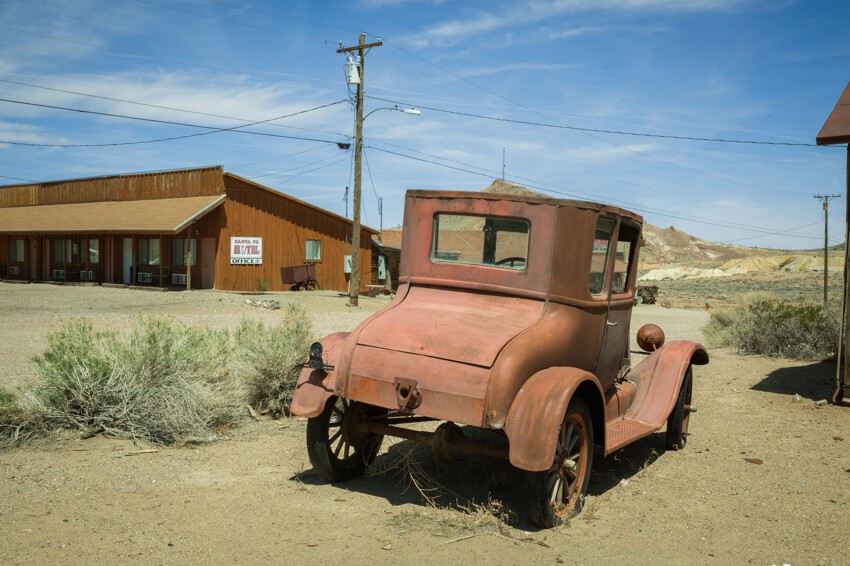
[{"x1": 817, "y1": 82, "x2": 850, "y2": 146}]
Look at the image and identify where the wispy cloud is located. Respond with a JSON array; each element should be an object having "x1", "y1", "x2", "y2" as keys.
[
  {"x1": 458, "y1": 62, "x2": 581, "y2": 79},
  {"x1": 405, "y1": 0, "x2": 754, "y2": 48}
]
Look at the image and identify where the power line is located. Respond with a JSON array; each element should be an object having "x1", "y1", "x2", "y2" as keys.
[
  {"x1": 132, "y1": 0, "x2": 332, "y2": 44},
  {"x1": 367, "y1": 95, "x2": 826, "y2": 149},
  {"x1": 228, "y1": 144, "x2": 329, "y2": 170},
  {"x1": 721, "y1": 219, "x2": 825, "y2": 244},
  {"x1": 0, "y1": 79, "x2": 347, "y2": 138},
  {"x1": 0, "y1": 27, "x2": 341, "y2": 85},
  {"x1": 249, "y1": 151, "x2": 346, "y2": 181},
  {"x1": 0, "y1": 174, "x2": 37, "y2": 183},
  {"x1": 0, "y1": 98, "x2": 346, "y2": 147},
  {"x1": 267, "y1": 155, "x2": 351, "y2": 189},
  {"x1": 366, "y1": 94, "x2": 818, "y2": 197},
  {"x1": 366, "y1": 145, "x2": 825, "y2": 242},
  {"x1": 366, "y1": 138, "x2": 816, "y2": 236},
  {"x1": 198, "y1": 0, "x2": 377, "y2": 37},
  {"x1": 363, "y1": 148, "x2": 381, "y2": 202}
]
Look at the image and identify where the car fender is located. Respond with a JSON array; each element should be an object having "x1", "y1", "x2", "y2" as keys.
[
  {"x1": 504, "y1": 367, "x2": 604, "y2": 472},
  {"x1": 623, "y1": 340, "x2": 708, "y2": 431},
  {"x1": 290, "y1": 332, "x2": 349, "y2": 418}
]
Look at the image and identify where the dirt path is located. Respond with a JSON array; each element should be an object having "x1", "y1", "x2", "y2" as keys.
[{"x1": 1, "y1": 284, "x2": 848, "y2": 565}]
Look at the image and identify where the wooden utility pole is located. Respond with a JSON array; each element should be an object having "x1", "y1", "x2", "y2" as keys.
[
  {"x1": 338, "y1": 34, "x2": 382, "y2": 307},
  {"x1": 814, "y1": 193, "x2": 840, "y2": 306}
]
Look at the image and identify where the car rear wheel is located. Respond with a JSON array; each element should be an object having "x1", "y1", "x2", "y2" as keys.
[
  {"x1": 525, "y1": 397, "x2": 594, "y2": 528},
  {"x1": 665, "y1": 366, "x2": 692, "y2": 450},
  {"x1": 306, "y1": 396, "x2": 384, "y2": 482}
]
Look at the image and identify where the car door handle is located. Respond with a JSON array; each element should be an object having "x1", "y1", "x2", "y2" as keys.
[{"x1": 606, "y1": 320, "x2": 618, "y2": 326}]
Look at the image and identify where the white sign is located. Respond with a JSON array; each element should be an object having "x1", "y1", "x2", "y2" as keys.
[{"x1": 230, "y1": 237, "x2": 262, "y2": 265}]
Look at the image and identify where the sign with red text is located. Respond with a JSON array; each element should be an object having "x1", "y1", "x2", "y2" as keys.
[{"x1": 230, "y1": 237, "x2": 263, "y2": 264}]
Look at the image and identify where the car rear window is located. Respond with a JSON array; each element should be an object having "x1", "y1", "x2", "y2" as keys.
[{"x1": 431, "y1": 214, "x2": 529, "y2": 270}]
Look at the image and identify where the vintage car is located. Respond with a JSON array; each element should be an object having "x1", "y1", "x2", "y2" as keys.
[{"x1": 291, "y1": 190, "x2": 708, "y2": 527}]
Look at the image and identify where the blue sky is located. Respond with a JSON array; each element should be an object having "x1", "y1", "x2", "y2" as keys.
[{"x1": 1, "y1": 0, "x2": 848, "y2": 249}]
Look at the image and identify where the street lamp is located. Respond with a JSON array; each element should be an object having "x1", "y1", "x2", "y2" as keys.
[{"x1": 347, "y1": 104, "x2": 419, "y2": 306}]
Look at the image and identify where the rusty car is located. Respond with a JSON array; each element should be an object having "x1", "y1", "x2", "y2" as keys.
[{"x1": 291, "y1": 190, "x2": 708, "y2": 527}]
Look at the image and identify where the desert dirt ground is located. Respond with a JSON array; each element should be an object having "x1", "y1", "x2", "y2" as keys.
[{"x1": 1, "y1": 282, "x2": 849, "y2": 565}]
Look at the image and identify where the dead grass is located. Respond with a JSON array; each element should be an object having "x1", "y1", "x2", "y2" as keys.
[{"x1": 370, "y1": 442, "x2": 516, "y2": 536}]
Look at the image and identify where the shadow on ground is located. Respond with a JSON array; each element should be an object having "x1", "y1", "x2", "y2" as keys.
[
  {"x1": 292, "y1": 427, "x2": 676, "y2": 530},
  {"x1": 751, "y1": 360, "x2": 838, "y2": 401}
]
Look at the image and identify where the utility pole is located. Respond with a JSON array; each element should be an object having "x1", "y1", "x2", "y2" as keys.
[
  {"x1": 815, "y1": 193, "x2": 841, "y2": 307},
  {"x1": 343, "y1": 185, "x2": 349, "y2": 254},
  {"x1": 338, "y1": 34, "x2": 382, "y2": 307}
]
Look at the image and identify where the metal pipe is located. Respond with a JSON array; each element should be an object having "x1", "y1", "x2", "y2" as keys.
[{"x1": 361, "y1": 421, "x2": 510, "y2": 460}]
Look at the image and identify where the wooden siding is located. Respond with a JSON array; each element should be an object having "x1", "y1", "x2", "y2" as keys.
[
  {"x1": 216, "y1": 177, "x2": 372, "y2": 292},
  {"x1": 0, "y1": 167, "x2": 225, "y2": 209}
]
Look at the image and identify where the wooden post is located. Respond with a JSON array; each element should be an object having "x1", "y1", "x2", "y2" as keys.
[
  {"x1": 84, "y1": 236, "x2": 90, "y2": 282},
  {"x1": 158, "y1": 235, "x2": 164, "y2": 287},
  {"x1": 842, "y1": 144, "x2": 850, "y2": 402},
  {"x1": 62, "y1": 237, "x2": 67, "y2": 283},
  {"x1": 131, "y1": 235, "x2": 136, "y2": 286},
  {"x1": 185, "y1": 227, "x2": 192, "y2": 291}
]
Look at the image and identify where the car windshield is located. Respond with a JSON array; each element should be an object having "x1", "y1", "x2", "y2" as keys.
[{"x1": 431, "y1": 214, "x2": 530, "y2": 270}]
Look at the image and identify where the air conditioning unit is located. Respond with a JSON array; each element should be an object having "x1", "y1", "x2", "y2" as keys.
[
  {"x1": 137, "y1": 272, "x2": 152, "y2": 283},
  {"x1": 79, "y1": 271, "x2": 94, "y2": 281},
  {"x1": 53, "y1": 269, "x2": 64, "y2": 280},
  {"x1": 172, "y1": 273, "x2": 187, "y2": 285},
  {"x1": 8, "y1": 266, "x2": 20, "y2": 276}
]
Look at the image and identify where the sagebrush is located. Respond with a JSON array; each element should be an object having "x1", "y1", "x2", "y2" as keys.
[
  {"x1": 0, "y1": 306, "x2": 312, "y2": 447},
  {"x1": 29, "y1": 318, "x2": 243, "y2": 444},
  {"x1": 234, "y1": 303, "x2": 312, "y2": 418},
  {"x1": 703, "y1": 292, "x2": 839, "y2": 360}
]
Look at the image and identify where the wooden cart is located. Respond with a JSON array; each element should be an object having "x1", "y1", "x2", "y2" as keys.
[{"x1": 281, "y1": 264, "x2": 321, "y2": 291}]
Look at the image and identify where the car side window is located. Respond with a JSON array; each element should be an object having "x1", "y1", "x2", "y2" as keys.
[
  {"x1": 612, "y1": 223, "x2": 639, "y2": 294},
  {"x1": 590, "y1": 218, "x2": 614, "y2": 295}
]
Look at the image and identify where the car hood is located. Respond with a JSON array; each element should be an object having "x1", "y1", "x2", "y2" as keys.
[{"x1": 356, "y1": 286, "x2": 544, "y2": 367}]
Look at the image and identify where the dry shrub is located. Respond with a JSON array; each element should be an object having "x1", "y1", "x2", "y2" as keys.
[
  {"x1": 704, "y1": 292, "x2": 840, "y2": 360},
  {"x1": 28, "y1": 318, "x2": 245, "y2": 444},
  {"x1": 0, "y1": 385, "x2": 44, "y2": 448},
  {"x1": 0, "y1": 385, "x2": 14, "y2": 409},
  {"x1": 233, "y1": 303, "x2": 312, "y2": 418}
]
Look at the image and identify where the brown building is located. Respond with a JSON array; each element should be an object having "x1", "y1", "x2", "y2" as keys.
[{"x1": 0, "y1": 166, "x2": 375, "y2": 293}]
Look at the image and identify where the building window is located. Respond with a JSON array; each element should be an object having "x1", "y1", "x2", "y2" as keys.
[
  {"x1": 82, "y1": 239, "x2": 100, "y2": 264},
  {"x1": 138, "y1": 239, "x2": 160, "y2": 266},
  {"x1": 52, "y1": 239, "x2": 71, "y2": 263},
  {"x1": 306, "y1": 239, "x2": 322, "y2": 261},
  {"x1": 9, "y1": 239, "x2": 24, "y2": 262},
  {"x1": 172, "y1": 238, "x2": 197, "y2": 267}
]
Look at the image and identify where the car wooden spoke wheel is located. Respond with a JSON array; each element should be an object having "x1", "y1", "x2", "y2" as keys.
[
  {"x1": 526, "y1": 398, "x2": 594, "y2": 528},
  {"x1": 306, "y1": 397, "x2": 384, "y2": 482}
]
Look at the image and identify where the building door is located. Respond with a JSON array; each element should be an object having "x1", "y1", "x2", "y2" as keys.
[
  {"x1": 122, "y1": 238, "x2": 132, "y2": 284},
  {"x1": 201, "y1": 237, "x2": 215, "y2": 289}
]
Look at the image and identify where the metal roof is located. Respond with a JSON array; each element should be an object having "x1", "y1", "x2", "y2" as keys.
[
  {"x1": 0, "y1": 194, "x2": 226, "y2": 234},
  {"x1": 817, "y1": 82, "x2": 850, "y2": 145}
]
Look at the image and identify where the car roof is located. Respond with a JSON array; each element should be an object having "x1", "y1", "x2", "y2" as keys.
[{"x1": 405, "y1": 190, "x2": 643, "y2": 224}]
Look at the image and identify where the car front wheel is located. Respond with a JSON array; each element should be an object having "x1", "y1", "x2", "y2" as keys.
[
  {"x1": 525, "y1": 397, "x2": 594, "y2": 527},
  {"x1": 666, "y1": 366, "x2": 692, "y2": 450}
]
